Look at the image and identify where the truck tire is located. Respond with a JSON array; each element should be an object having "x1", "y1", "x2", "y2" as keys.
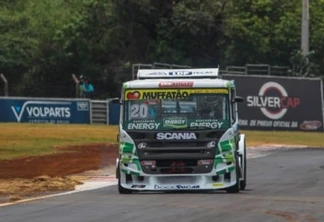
[
  {"x1": 118, "y1": 179, "x2": 132, "y2": 194},
  {"x1": 115, "y1": 158, "x2": 120, "y2": 179},
  {"x1": 240, "y1": 143, "x2": 247, "y2": 190}
]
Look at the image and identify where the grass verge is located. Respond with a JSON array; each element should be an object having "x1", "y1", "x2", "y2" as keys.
[
  {"x1": 0, "y1": 123, "x2": 323, "y2": 160},
  {"x1": 0, "y1": 123, "x2": 118, "y2": 160},
  {"x1": 242, "y1": 130, "x2": 324, "y2": 147}
]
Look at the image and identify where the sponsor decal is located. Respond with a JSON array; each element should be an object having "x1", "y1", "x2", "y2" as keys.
[
  {"x1": 11, "y1": 101, "x2": 71, "y2": 122},
  {"x1": 131, "y1": 185, "x2": 146, "y2": 188},
  {"x1": 247, "y1": 82, "x2": 300, "y2": 120},
  {"x1": 127, "y1": 122, "x2": 160, "y2": 130},
  {"x1": 212, "y1": 183, "x2": 224, "y2": 187},
  {"x1": 77, "y1": 102, "x2": 89, "y2": 111},
  {"x1": 154, "y1": 184, "x2": 200, "y2": 189},
  {"x1": 239, "y1": 119, "x2": 299, "y2": 128},
  {"x1": 190, "y1": 120, "x2": 225, "y2": 129},
  {"x1": 163, "y1": 117, "x2": 187, "y2": 128},
  {"x1": 156, "y1": 132, "x2": 197, "y2": 140},
  {"x1": 125, "y1": 89, "x2": 228, "y2": 100},
  {"x1": 193, "y1": 71, "x2": 214, "y2": 75},
  {"x1": 168, "y1": 71, "x2": 193, "y2": 76},
  {"x1": 137, "y1": 142, "x2": 147, "y2": 149},
  {"x1": 206, "y1": 141, "x2": 216, "y2": 148},
  {"x1": 299, "y1": 121, "x2": 322, "y2": 130},
  {"x1": 126, "y1": 119, "x2": 228, "y2": 131},
  {"x1": 126, "y1": 90, "x2": 188, "y2": 100},
  {"x1": 146, "y1": 72, "x2": 168, "y2": 76},
  {"x1": 144, "y1": 100, "x2": 159, "y2": 105},
  {"x1": 126, "y1": 91, "x2": 141, "y2": 100},
  {"x1": 197, "y1": 159, "x2": 213, "y2": 165},
  {"x1": 193, "y1": 89, "x2": 228, "y2": 94},
  {"x1": 143, "y1": 91, "x2": 189, "y2": 100},
  {"x1": 158, "y1": 81, "x2": 194, "y2": 88}
]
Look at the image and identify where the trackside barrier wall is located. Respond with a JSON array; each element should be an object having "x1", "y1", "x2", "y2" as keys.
[
  {"x1": 1, "y1": 88, "x2": 323, "y2": 131},
  {"x1": 0, "y1": 97, "x2": 120, "y2": 125},
  {"x1": 222, "y1": 75, "x2": 324, "y2": 132},
  {"x1": 108, "y1": 100, "x2": 120, "y2": 125},
  {"x1": 0, "y1": 97, "x2": 91, "y2": 124}
]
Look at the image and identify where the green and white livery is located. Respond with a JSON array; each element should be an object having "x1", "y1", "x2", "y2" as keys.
[{"x1": 114, "y1": 68, "x2": 247, "y2": 194}]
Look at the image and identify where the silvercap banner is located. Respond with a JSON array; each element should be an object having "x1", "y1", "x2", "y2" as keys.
[{"x1": 223, "y1": 75, "x2": 324, "y2": 132}]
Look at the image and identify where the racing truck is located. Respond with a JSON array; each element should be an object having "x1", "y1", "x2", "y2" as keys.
[{"x1": 114, "y1": 68, "x2": 246, "y2": 194}]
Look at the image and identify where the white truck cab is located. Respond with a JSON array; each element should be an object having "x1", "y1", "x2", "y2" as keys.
[{"x1": 114, "y1": 68, "x2": 246, "y2": 194}]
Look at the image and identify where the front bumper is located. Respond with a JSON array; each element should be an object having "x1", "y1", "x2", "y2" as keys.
[{"x1": 118, "y1": 159, "x2": 237, "y2": 191}]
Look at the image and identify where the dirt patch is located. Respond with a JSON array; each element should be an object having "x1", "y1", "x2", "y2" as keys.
[{"x1": 0, "y1": 143, "x2": 118, "y2": 203}]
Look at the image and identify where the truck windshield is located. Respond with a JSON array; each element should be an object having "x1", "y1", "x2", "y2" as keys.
[{"x1": 123, "y1": 88, "x2": 230, "y2": 131}]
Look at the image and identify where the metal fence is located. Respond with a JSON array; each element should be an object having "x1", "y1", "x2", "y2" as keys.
[
  {"x1": 91, "y1": 99, "x2": 120, "y2": 125},
  {"x1": 131, "y1": 63, "x2": 290, "y2": 77},
  {"x1": 220, "y1": 64, "x2": 290, "y2": 76},
  {"x1": 91, "y1": 100, "x2": 108, "y2": 124},
  {"x1": 0, "y1": 63, "x2": 298, "y2": 98}
]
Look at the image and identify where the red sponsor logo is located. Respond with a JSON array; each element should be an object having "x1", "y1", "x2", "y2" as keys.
[
  {"x1": 299, "y1": 121, "x2": 322, "y2": 130},
  {"x1": 126, "y1": 91, "x2": 140, "y2": 100},
  {"x1": 158, "y1": 82, "x2": 194, "y2": 88},
  {"x1": 144, "y1": 100, "x2": 159, "y2": 105}
]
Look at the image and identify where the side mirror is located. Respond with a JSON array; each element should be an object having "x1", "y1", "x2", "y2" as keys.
[
  {"x1": 234, "y1": 96, "x2": 244, "y2": 103},
  {"x1": 111, "y1": 97, "x2": 122, "y2": 104}
]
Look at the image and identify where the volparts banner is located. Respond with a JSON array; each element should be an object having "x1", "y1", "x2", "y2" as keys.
[
  {"x1": 0, "y1": 97, "x2": 91, "y2": 124},
  {"x1": 223, "y1": 75, "x2": 324, "y2": 131}
]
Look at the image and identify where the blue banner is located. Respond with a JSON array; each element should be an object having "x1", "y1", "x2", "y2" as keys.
[
  {"x1": 0, "y1": 97, "x2": 90, "y2": 124},
  {"x1": 108, "y1": 101, "x2": 120, "y2": 125}
]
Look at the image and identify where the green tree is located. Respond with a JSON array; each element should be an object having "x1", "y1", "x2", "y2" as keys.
[
  {"x1": 1, "y1": 0, "x2": 324, "y2": 98},
  {"x1": 0, "y1": 4, "x2": 37, "y2": 95},
  {"x1": 223, "y1": 0, "x2": 301, "y2": 66}
]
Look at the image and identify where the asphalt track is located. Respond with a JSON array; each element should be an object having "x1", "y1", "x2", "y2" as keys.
[{"x1": 1, "y1": 147, "x2": 324, "y2": 222}]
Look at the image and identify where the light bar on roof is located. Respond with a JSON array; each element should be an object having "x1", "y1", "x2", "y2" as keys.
[{"x1": 137, "y1": 68, "x2": 219, "y2": 79}]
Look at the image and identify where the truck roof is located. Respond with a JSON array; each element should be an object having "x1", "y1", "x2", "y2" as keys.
[{"x1": 123, "y1": 78, "x2": 235, "y2": 89}]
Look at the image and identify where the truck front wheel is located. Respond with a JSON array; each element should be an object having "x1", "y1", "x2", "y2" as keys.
[{"x1": 240, "y1": 144, "x2": 247, "y2": 190}]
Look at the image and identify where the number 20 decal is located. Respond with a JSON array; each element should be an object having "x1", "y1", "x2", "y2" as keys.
[{"x1": 130, "y1": 104, "x2": 148, "y2": 118}]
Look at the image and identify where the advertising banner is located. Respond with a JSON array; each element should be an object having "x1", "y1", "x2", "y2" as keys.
[
  {"x1": 124, "y1": 88, "x2": 229, "y2": 100},
  {"x1": 223, "y1": 75, "x2": 324, "y2": 131},
  {"x1": 0, "y1": 97, "x2": 91, "y2": 124},
  {"x1": 108, "y1": 100, "x2": 120, "y2": 125}
]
